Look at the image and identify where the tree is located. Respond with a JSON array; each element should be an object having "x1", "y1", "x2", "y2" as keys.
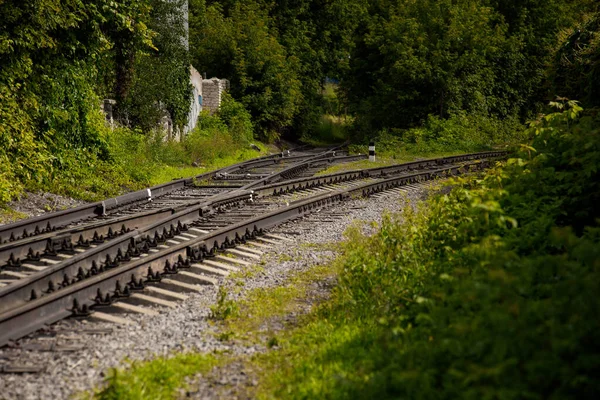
[
  {"x1": 120, "y1": 0, "x2": 192, "y2": 132},
  {"x1": 550, "y1": 12, "x2": 600, "y2": 108},
  {"x1": 342, "y1": 0, "x2": 510, "y2": 135},
  {"x1": 339, "y1": 0, "x2": 595, "y2": 140},
  {"x1": 190, "y1": 2, "x2": 301, "y2": 141}
]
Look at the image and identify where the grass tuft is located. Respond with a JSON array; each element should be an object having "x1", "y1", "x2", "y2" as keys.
[{"x1": 95, "y1": 353, "x2": 220, "y2": 400}]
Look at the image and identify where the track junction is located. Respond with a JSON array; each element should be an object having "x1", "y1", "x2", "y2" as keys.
[{"x1": 0, "y1": 145, "x2": 505, "y2": 370}]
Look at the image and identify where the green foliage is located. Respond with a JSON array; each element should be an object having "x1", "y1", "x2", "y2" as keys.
[
  {"x1": 321, "y1": 83, "x2": 343, "y2": 117},
  {"x1": 118, "y1": 0, "x2": 192, "y2": 131},
  {"x1": 302, "y1": 115, "x2": 351, "y2": 146},
  {"x1": 342, "y1": 0, "x2": 594, "y2": 139},
  {"x1": 183, "y1": 111, "x2": 253, "y2": 165},
  {"x1": 550, "y1": 12, "x2": 600, "y2": 108},
  {"x1": 255, "y1": 104, "x2": 600, "y2": 399},
  {"x1": 217, "y1": 92, "x2": 254, "y2": 144},
  {"x1": 96, "y1": 353, "x2": 219, "y2": 399},
  {"x1": 0, "y1": 0, "x2": 191, "y2": 203},
  {"x1": 190, "y1": 1, "x2": 302, "y2": 141},
  {"x1": 210, "y1": 287, "x2": 239, "y2": 321},
  {"x1": 392, "y1": 112, "x2": 525, "y2": 153},
  {"x1": 0, "y1": 109, "x2": 268, "y2": 205},
  {"x1": 189, "y1": 0, "x2": 367, "y2": 140},
  {"x1": 264, "y1": 0, "x2": 367, "y2": 138},
  {"x1": 345, "y1": 113, "x2": 524, "y2": 158}
]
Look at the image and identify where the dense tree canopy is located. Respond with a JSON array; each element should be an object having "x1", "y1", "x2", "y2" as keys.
[
  {"x1": 550, "y1": 13, "x2": 600, "y2": 108},
  {"x1": 188, "y1": 0, "x2": 597, "y2": 141},
  {"x1": 341, "y1": 0, "x2": 598, "y2": 137},
  {"x1": 0, "y1": 0, "x2": 191, "y2": 202},
  {"x1": 1, "y1": 0, "x2": 598, "y2": 202},
  {"x1": 190, "y1": 1, "x2": 302, "y2": 141}
]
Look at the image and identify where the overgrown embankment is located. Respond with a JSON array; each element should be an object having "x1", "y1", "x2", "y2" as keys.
[
  {"x1": 0, "y1": 94, "x2": 266, "y2": 216},
  {"x1": 251, "y1": 104, "x2": 600, "y2": 398}
]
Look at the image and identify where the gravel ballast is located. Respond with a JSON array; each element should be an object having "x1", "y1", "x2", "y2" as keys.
[
  {"x1": 1, "y1": 192, "x2": 86, "y2": 223},
  {"x1": 0, "y1": 184, "x2": 431, "y2": 399}
]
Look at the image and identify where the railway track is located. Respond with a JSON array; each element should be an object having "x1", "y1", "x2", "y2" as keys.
[
  {"x1": 0, "y1": 147, "x2": 361, "y2": 283},
  {"x1": 0, "y1": 150, "x2": 505, "y2": 349}
]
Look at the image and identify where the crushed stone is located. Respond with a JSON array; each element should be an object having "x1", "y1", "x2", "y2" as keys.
[{"x1": 1, "y1": 192, "x2": 86, "y2": 225}]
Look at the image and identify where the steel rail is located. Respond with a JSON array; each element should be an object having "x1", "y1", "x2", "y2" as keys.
[
  {"x1": 251, "y1": 150, "x2": 507, "y2": 197},
  {"x1": 238, "y1": 143, "x2": 352, "y2": 190},
  {"x1": 0, "y1": 150, "x2": 503, "y2": 296},
  {"x1": 211, "y1": 153, "x2": 365, "y2": 181},
  {"x1": 0, "y1": 208, "x2": 175, "y2": 272},
  {"x1": 0, "y1": 150, "x2": 504, "y2": 309},
  {"x1": 0, "y1": 155, "x2": 499, "y2": 347},
  {"x1": 216, "y1": 154, "x2": 315, "y2": 175}
]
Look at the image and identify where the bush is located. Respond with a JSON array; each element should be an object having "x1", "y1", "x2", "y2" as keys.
[
  {"x1": 260, "y1": 102, "x2": 600, "y2": 399},
  {"x1": 183, "y1": 112, "x2": 238, "y2": 165},
  {"x1": 0, "y1": 107, "x2": 266, "y2": 206},
  {"x1": 217, "y1": 92, "x2": 254, "y2": 144},
  {"x1": 350, "y1": 113, "x2": 524, "y2": 157}
]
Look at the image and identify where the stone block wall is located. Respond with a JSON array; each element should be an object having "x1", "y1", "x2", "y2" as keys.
[{"x1": 201, "y1": 77, "x2": 229, "y2": 115}]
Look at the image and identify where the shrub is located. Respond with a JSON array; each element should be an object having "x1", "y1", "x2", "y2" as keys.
[
  {"x1": 351, "y1": 113, "x2": 525, "y2": 156},
  {"x1": 260, "y1": 102, "x2": 600, "y2": 399},
  {"x1": 217, "y1": 92, "x2": 254, "y2": 144},
  {"x1": 183, "y1": 112, "x2": 238, "y2": 165}
]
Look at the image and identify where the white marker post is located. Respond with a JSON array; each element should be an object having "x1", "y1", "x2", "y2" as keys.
[{"x1": 369, "y1": 140, "x2": 376, "y2": 162}]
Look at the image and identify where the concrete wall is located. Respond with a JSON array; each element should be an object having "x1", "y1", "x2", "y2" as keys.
[{"x1": 185, "y1": 65, "x2": 204, "y2": 134}]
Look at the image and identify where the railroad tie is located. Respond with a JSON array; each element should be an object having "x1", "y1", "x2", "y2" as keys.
[
  {"x1": 161, "y1": 278, "x2": 205, "y2": 292},
  {"x1": 111, "y1": 302, "x2": 159, "y2": 316},
  {"x1": 214, "y1": 255, "x2": 250, "y2": 266},
  {"x1": 40, "y1": 258, "x2": 61, "y2": 265},
  {"x1": 236, "y1": 245, "x2": 263, "y2": 255},
  {"x1": 254, "y1": 237, "x2": 280, "y2": 245},
  {"x1": 247, "y1": 241, "x2": 270, "y2": 249},
  {"x1": 145, "y1": 286, "x2": 189, "y2": 301},
  {"x1": 21, "y1": 263, "x2": 46, "y2": 272},
  {"x1": 1, "y1": 365, "x2": 45, "y2": 374},
  {"x1": 179, "y1": 271, "x2": 218, "y2": 286},
  {"x1": 190, "y1": 228, "x2": 210, "y2": 234},
  {"x1": 190, "y1": 263, "x2": 230, "y2": 277},
  {"x1": 2, "y1": 270, "x2": 29, "y2": 278},
  {"x1": 130, "y1": 293, "x2": 177, "y2": 308},
  {"x1": 227, "y1": 248, "x2": 261, "y2": 260},
  {"x1": 91, "y1": 311, "x2": 133, "y2": 325},
  {"x1": 202, "y1": 259, "x2": 240, "y2": 272},
  {"x1": 264, "y1": 233, "x2": 293, "y2": 242}
]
